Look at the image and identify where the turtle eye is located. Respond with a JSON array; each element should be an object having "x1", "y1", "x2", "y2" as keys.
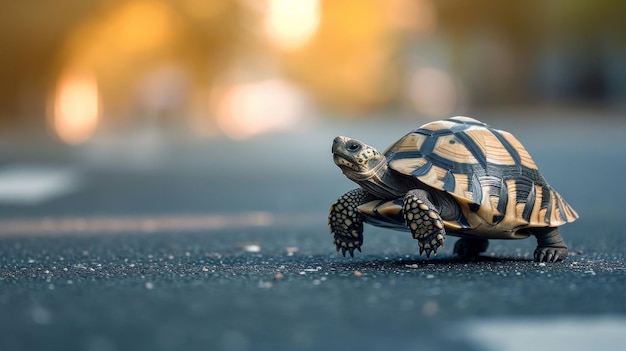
[{"x1": 346, "y1": 141, "x2": 361, "y2": 152}]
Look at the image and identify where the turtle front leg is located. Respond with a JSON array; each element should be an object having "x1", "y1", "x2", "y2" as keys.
[
  {"x1": 533, "y1": 227, "x2": 568, "y2": 262},
  {"x1": 403, "y1": 189, "x2": 446, "y2": 258},
  {"x1": 328, "y1": 188, "x2": 375, "y2": 257}
]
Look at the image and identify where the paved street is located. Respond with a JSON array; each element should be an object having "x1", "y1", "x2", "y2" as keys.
[{"x1": 1, "y1": 110, "x2": 626, "y2": 350}]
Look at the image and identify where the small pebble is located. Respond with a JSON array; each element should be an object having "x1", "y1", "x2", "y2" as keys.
[
  {"x1": 285, "y1": 247, "x2": 299, "y2": 256},
  {"x1": 354, "y1": 271, "x2": 363, "y2": 277},
  {"x1": 274, "y1": 273, "x2": 284, "y2": 281},
  {"x1": 242, "y1": 244, "x2": 261, "y2": 253}
]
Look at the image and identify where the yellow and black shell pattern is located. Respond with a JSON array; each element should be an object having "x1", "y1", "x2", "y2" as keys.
[{"x1": 384, "y1": 116, "x2": 578, "y2": 238}]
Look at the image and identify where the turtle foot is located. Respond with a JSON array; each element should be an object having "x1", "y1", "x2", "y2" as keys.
[
  {"x1": 333, "y1": 236, "x2": 362, "y2": 258},
  {"x1": 329, "y1": 189, "x2": 370, "y2": 258},
  {"x1": 403, "y1": 190, "x2": 446, "y2": 259},
  {"x1": 533, "y1": 228, "x2": 568, "y2": 263},
  {"x1": 534, "y1": 246, "x2": 567, "y2": 263},
  {"x1": 453, "y1": 238, "x2": 489, "y2": 259}
]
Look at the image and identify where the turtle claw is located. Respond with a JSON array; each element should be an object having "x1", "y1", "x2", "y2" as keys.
[
  {"x1": 534, "y1": 246, "x2": 567, "y2": 263},
  {"x1": 333, "y1": 236, "x2": 361, "y2": 258},
  {"x1": 337, "y1": 246, "x2": 356, "y2": 258},
  {"x1": 333, "y1": 236, "x2": 362, "y2": 258},
  {"x1": 338, "y1": 247, "x2": 356, "y2": 258},
  {"x1": 536, "y1": 251, "x2": 545, "y2": 262},
  {"x1": 418, "y1": 244, "x2": 438, "y2": 258}
]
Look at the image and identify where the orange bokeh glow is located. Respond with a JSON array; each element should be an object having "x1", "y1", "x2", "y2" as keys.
[
  {"x1": 53, "y1": 71, "x2": 100, "y2": 145},
  {"x1": 105, "y1": 0, "x2": 173, "y2": 55},
  {"x1": 264, "y1": 0, "x2": 320, "y2": 51},
  {"x1": 213, "y1": 79, "x2": 305, "y2": 140}
]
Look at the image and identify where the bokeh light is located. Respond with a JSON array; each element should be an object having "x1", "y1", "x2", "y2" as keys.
[
  {"x1": 213, "y1": 79, "x2": 307, "y2": 140},
  {"x1": 52, "y1": 70, "x2": 100, "y2": 145},
  {"x1": 264, "y1": 0, "x2": 321, "y2": 51}
]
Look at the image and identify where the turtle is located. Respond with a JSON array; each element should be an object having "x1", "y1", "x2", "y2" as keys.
[{"x1": 328, "y1": 116, "x2": 578, "y2": 262}]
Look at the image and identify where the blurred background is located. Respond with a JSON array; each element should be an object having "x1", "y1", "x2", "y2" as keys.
[
  {"x1": 1, "y1": 0, "x2": 625, "y2": 146},
  {"x1": 2, "y1": 4, "x2": 626, "y2": 350}
]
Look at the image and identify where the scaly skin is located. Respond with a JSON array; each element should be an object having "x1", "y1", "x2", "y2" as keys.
[
  {"x1": 403, "y1": 189, "x2": 446, "y2": 258},
  {"x1": 328, "y1": 188, "x2": 374, "y2": 257}
]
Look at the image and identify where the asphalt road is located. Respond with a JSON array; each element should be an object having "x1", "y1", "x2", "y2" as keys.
[{"x1": 1, "y1": 109, "x2": 626, "y2": 351}]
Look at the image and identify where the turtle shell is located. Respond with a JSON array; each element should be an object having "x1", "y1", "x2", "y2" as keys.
[{"x1": 382, "y1": 116, "x2": 578, "y2": 236}]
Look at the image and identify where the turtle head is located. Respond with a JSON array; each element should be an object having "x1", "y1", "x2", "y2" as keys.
[{"x1": 332, "y1": 136, "x2": 384, "y2": 175}]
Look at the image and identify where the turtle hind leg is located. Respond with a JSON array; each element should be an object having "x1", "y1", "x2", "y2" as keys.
[
  {"x1": 328, "y1": 188, "x2": 374, "y2": 257},
  {"x1": 533, "y1": 227, "x2": 568, "y2": 263},
  {"x1": 403, "y1": 189, "x2": 446, "y2": 258},
  {"x1": 453, "y1": 238, "x2": 489, "y2": 259}
]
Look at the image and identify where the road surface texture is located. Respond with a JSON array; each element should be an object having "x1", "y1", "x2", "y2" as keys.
[{"x1": 1, "y1": 108, "x2": 625, "y2": 351}]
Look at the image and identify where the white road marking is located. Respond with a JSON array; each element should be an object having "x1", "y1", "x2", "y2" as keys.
[
  {"x1": 0, "y1": 212, "x2": 300, "y2": 237},
  {"x1": 0, "y1": 165, "x2": 82, "y2": 205},
  {"x1": 462, "y1": 317, "x2": 626, "y2": 351}
]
